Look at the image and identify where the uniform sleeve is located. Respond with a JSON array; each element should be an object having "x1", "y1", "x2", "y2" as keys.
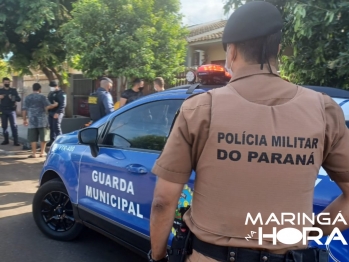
[
  {"x1": 322, "y1": 95, "x2": 349, "y2": 182},
  {"x1": 102, "y1": 93, "x2": 114, "y2": 114},
  {"x1": 56, "y1": 93, "x2": 66, "y2": 114},
  {"x1": 151, "y1": 93, "x2": 212, "y2": 184},
  {"x1": 14, "y1": 89, "x2": 21, "y2": 102}
]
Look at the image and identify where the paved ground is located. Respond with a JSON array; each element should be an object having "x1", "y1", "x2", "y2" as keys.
[
  {"x1": 0, "y1": 116, "x2": 28, "y2": 143},
  {"x1": 0, "y1": 155, "x2": 146, "y2": 262}
]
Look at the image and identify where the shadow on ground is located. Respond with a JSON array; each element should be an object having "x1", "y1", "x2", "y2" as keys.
[
  {"x1": 0, "y1": 211, "x2": 146, "y2": 262},
  {"x1": 0, "y1": 155, "x2": 146, "y2": 262}
]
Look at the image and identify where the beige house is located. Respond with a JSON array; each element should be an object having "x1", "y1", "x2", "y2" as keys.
[
  {"x1": 185, "y1": 19, "x2": 292, "y2": 69},
  {"x1": 186, "y1": 20, "x2": 227, "y2": 68}
]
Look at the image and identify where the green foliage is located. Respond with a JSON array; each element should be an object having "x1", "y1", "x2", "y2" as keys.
[
  {"x1": 63, "y1": 0, "x2": 188, "y2": 85},
  {"x1": 130, "y1": 135, "x2": 166, "y2": 151},
  {"x1": 0, "y1": 60, "x2": 11, "y2": 80},
  {"x1": 0, "y1": 0, "x2": 74, "y2": 85},
  {"x1": 223, "y1": 0, "x2": 349, "y2": 88}
]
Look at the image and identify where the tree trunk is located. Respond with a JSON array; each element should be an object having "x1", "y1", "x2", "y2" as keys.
[
  {"x1": 121, "y1": 76, "x2": 128, "y2": 93},
  {"x1": 41, "y1": 66, "x2": 55, "y2": 81},
  {"x1": 50, "y1": 67, "x2": 67, "y2": 92},
  {"x1": 40, "y1": 66, "x2": 67, "y2": 92}
]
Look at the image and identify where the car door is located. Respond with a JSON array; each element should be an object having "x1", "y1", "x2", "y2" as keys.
[{"x1": 77, "y1": 99, "x2": 185, "y2": 237}]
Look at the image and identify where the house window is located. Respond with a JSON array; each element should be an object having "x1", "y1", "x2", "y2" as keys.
[{"x1": 194, "y1": 52, "x2": 200, "y2": 66}]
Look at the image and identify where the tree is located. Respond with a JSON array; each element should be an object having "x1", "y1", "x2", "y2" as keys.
[
  {"x1": 0, "y1": 0, "x2": 74, "y2": 87},
  {"x1": 0, "y1": 60, "x2": 11, "y2": 80},
  {"x1": 223, "y1": 0, "x2": 349, "y2": 88},
  {"x1": 62, "y1": 0, "x2": 188, "y2": 88}
]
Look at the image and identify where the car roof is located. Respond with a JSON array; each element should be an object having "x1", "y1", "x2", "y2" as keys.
[
  {"x1": 164, "y1": 84, "x2": 349, "y2": 99},
  {"x1": 302, "y1": 86, "x2": 349, "y2": 99}
]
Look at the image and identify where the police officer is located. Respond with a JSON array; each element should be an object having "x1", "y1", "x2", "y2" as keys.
[
  {"x1": 47, "y1": 80, "x2": 66, "y2": 146},
  {"x1": 0, "y1": 77, "x2": 21, "y2": 146},
  {"x1": 88, "y1": 77, "x2": 114, "y2": 122},
  {"x1": 148, "y1": 2, "x2": 349, "y2": 262}
]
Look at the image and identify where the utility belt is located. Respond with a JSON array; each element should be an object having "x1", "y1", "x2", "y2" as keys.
[
  {"x1": 190, "y1": 235, "x2": 329, "y2": 262},
  {"x1": 0, "y1": 105, "x2": 16, "y2": 111},
  {"x1": 169, "y1": 207, "x2": 328, "y2": 262},
  {"x1": 168, "y1": 207, "x2": 328, "y2": 262}
]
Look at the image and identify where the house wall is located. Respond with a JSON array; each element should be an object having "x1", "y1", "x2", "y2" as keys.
[
  {"x1": 188, "y1": 42, "x2": 226, "y2": 67},
  {"x1": 206, "y1": 43, "x2": 226, "y2": 64},
  {"x1": 188, "y1": 42, "x2": 294, "y2": 68}
]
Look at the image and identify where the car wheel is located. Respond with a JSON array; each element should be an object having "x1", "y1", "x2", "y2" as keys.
[{"x1": 32, "y1": 180, "x2": 84, "y2": 241}]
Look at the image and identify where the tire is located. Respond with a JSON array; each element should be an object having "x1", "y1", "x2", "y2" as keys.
[{"x1": 32, "y1": 180, "x2": 84, "y2": 241}]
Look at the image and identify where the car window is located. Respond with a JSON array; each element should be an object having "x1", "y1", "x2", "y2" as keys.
[
  {"x1": 346, "y1": 121, "x2": 349, "y2": 129},
  {"x1": 98, "y1": 124, "x2": 105, "y2": 136},
  {"x1": 102, "y1": 99, "x2": 184, "y2": 151}
]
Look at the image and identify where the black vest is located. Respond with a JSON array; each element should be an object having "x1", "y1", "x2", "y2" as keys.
[
  {"x1": 0, "y1": 88, "x2": 17, "y2": 110},
  {"x1": 88, "y1": 92, "x2": 106, "y2": 121}
]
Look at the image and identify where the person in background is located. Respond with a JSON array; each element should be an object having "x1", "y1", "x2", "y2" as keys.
[
  {"x1": 23, "y1": 83, "x2": 58, "y2": 158},
  {"x1": 154, "y1": 77, "x2": 165, "y2": 92},
  {"x1": 96, "y1": 77, "x2": 115, "y2": 117},
  {"x1": 47, "y1": 80, "x2": 66, "y2": 147},
  {"x1": 86, "y1": 77, "x2": 114, "y2": 127},
  {"x1": 119, "y1": 78, "x2": 144, "y2": 107},
  {"x1": 0, "y1": 77, "x2": 21, "y2": 146}
]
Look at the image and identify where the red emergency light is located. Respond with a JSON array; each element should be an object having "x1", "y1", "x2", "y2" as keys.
[{"x1": 194, "y1": 64, "x2": 232, "y2": 85}]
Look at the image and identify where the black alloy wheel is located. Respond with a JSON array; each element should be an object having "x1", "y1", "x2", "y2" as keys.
[
  {"x1": 41, "y1": 191, "x2": 74, "y2": 232},
  {"x1": 33, "y1": 180, "x2": 84, "y2": 241}
]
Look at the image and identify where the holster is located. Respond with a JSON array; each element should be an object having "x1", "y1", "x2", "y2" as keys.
[{"x1": 168, "y1": 207, "x2": 193, "y2": 262}]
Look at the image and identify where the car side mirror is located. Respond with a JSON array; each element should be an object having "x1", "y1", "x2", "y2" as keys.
[{"x1": 78, "y1": 128, "x2": 99, "y2": 157}]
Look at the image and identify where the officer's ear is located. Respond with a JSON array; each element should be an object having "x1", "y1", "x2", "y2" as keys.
[{"x1": 229, "y1": 44, "x2": 238, "y2": 62}]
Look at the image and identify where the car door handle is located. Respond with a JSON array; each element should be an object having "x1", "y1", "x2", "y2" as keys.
[{"x1": 126, "y1": 164, "x2": 148, "y2": 174}]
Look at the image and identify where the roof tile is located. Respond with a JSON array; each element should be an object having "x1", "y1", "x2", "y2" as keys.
[
  {"x1": 188, "y1": 20, "x2": 227, "y2": 38},
  {"x1": 187, "y1": 31, "x2": 224, "y2": 43}
]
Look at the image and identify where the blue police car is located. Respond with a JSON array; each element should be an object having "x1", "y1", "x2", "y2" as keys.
[{"x1": 32, "y1": 65, "x2": 349, "y2": 261}]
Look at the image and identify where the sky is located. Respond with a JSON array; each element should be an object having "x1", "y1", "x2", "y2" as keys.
[{"x1": 180, "y1": 0, "x2": 229, "y2": 26}]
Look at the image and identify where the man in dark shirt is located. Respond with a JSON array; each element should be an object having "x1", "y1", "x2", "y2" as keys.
[
  {"x1": 47, "y1": 80, "x2": 66, "y2": 146},
  {"x1": 0, "y1": 77, "x2": 21, "y2": 146},
  {"x1": 119, "y1": 78, "x2": 144, "y2": 107}
]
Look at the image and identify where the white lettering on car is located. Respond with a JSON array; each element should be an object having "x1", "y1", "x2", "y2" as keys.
[
  {"x1": 85, "y1": 170, "x2": 143, "y2": 219},
  {"x1": 54, "y1": 145, "x2": 75, "y2": 152}
]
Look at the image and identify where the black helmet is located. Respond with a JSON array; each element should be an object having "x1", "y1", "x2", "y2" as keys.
[{"x1": 222, "y1": 1, "x2": 283, "y2": 51}]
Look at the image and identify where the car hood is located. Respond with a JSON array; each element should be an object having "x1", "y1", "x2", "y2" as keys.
[{"x1": 54, "y1": 130, "x2": 80, "y2": 144}]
